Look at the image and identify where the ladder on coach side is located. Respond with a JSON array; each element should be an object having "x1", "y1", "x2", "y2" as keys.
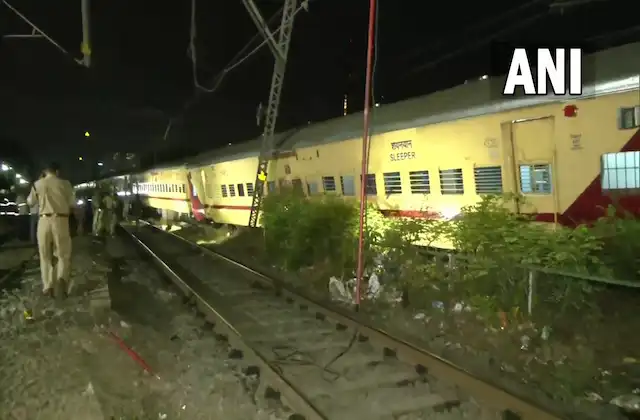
[{"x1": 245, "y1": 0, "x2": 307, "y2": 228}]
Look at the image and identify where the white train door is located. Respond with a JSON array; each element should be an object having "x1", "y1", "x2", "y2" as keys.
[{"x1": 507, "y1": 117, "x2": 559, "y2": 220}]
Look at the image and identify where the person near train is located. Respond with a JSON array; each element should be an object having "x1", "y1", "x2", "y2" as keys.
[
  {"x1": 91, "y1": 187, "x2": 103, "y2": 235},
  {"x1": 27, "y1": 162, "x2": 75, "y2": 298},
  {"x1": 73, "y1": 197, "x2": 85, "y2": 236},
  {"x1": 102, "y1": 190, "x2": 118, "y2": 237}
]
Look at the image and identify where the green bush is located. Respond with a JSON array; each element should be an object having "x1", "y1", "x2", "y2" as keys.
[
  {"x1": 261, "y1": 189, "x2": 640, "y2": 323},
  {"x1": 591, "y1": 204, "x2": 640, "y2": 280},
  {"x1": 262, "y1": 190, "x2": 366, "y2": 276}
]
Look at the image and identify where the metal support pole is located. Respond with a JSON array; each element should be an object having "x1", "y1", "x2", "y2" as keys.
[
  {"x1": 355, "y1": 0, "x2": 377, "y2": 308},
  {"x1": 240, "y1": 0, "x2": 284, "y2": 61},
  {"x1": 246, "y1": 0, "x2": 306, "y2": 228},
  {"x1": 81, "y1": 0, "x2": 92, "y2": 68}
]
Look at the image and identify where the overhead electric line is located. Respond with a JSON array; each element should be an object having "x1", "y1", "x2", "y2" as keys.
[
  {"x1": 398, "y1": 0, "x2": 550, "y2": 65},
  {"x1": 1, "y1": 0, "x2": 87, "y2": 67},
  {"x1": 164, "y1": 0, "x2": 313, "y2": 142}
]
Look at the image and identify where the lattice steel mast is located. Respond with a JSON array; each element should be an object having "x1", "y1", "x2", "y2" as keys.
[{"x1": 244, "y1": 0, "x2": 307, "y2": 227}]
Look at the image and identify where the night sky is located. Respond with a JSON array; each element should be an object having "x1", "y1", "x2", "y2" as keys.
[{"x1": 0, "y1": 0, "x2": 638, "y2": 182}]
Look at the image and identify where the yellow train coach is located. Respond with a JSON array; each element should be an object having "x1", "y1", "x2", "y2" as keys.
[{"x1": 100, "y1": 42, "x2": 640, "y2": 229}]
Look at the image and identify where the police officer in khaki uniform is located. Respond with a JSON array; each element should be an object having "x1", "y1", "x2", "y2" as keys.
[{"x1": 27, "y1": 163, "x2": 75, "y2": 298}]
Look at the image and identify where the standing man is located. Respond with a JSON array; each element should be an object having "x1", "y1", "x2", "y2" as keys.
[
  {"x1": 27, "y1": 162, "x2": 75, "y2": 298},
  {"x1": 91, "y1": 186, "x2": 103, "y2": 236}
]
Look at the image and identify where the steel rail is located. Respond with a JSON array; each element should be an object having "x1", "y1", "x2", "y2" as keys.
[
  {"x1": 122, "y1": 224, "x2": 328, "y2": 420},
  {"x1": 129, "y1": 221, "x2": 566, "y2": 420}
]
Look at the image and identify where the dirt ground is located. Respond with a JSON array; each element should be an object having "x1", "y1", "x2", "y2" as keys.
[
  {"x1": 0, "y1": 234, "x2": 289, "y2": 420},
  {"x1": 173, "y1": 223, "x2": 639, "y2": 420}
]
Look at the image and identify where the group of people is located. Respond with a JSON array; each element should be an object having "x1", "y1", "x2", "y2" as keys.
[{"x1": 14, "y1": 162, "x2": 144, "y2": 299}]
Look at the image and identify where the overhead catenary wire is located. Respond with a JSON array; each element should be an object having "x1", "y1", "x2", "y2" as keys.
[
  {"x1": 164, "y1": 0, "x2": 310, "y2": 141},
  {"x1": 399, "y1": 0, "x2": 550, "y2": 65},
  {"x1": 187, "y1": 0, "x2": 311, "y2": 94},
  {"x1": 1, "y1": 0, "x2": 84, "y2": 66},
  {"x1": 405, "y1": 10, "x2": 548, "y2": 77}
]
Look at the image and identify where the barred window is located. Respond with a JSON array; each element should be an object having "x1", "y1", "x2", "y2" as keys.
[
  {"x1": 474, "y1": 166, "x2": 503, "y2": 194},
  {"x1": 307, "y1": 181, "x2": 319, "y2": 195},
  {"x1": 322, "y1": 176, "x2": 336, "y2": 192},
  {"x1": 618, "y1": 106, "x2": 640, "y2": 130},
  {"x1": 602, "y1": 152, "x2": 640, "y2": 190},
  {"x1": 520, "y1": 164, "x2": 552, "y2": 194},
  {"x1": 246, "y1": 182, "x2": 254, "y2": 196},
  {"x1": 229, "y1": 184, "x2": 236, "y2": 197},
  {"x1": 383, "y1": 172, "x2": 402, "y2": 195},
  {"x1": 237, "y1": 183, "x2": 245, "y2": 196},
  {"x1": 409, "y1": 170, "x2": 430, "y2": 194},
  {"x1": 439, "y1": 169, "x2": 464, "y2": 195},
  {"x1": 221, "y1": 185, "x2": 228, "y2": 197},
  {"x1": 340, "y1": 175, "x2": 355, "y2": 196},
  {"x1": 361, "y1": 174, "x2": 377, "y2": 195}
]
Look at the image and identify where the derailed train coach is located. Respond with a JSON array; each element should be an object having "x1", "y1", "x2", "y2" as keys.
[{"x1": 80, "y1": 42, "x2": 640, "y2": 239}]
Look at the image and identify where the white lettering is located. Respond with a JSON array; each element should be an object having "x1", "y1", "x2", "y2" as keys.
[
  {"x1": 537, "y1": 48, "x2": 565, "y2": 95},
  {"x1": 503, "y1": 47, "x2": 582, "y2": 96},
  {"x1": 503, "y1": 48, "x2": 535, "y2": 95},
  {"x1": 569, "y1": 48, "x2": 582, "y2": 95}
]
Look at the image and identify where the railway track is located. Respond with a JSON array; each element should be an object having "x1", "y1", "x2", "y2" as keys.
[{"x1": 122, "y1": 221, "x2": 566, "y2": 420}]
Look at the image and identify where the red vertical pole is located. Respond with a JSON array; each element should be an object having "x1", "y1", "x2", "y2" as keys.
[{"x1": 355, "y1": 0, "x2": 377, "y2": 309}]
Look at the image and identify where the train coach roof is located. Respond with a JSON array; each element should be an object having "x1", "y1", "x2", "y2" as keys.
[
  {"x1": 289, "y1": 42, "x2": 640, "y2": 149},
  {"x1": 184, "y1": 128, "x2": 300, "y2": 168},
  {"x1": 155, "y1": 41, "x2": 640, "y2": 175}
]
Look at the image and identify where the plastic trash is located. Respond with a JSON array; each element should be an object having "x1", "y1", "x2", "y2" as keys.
[
  {"x1": 520, "y1": 335, "x2": 530, "y2": 351},
  {"x1": 328, "y1": 277, "x2": 352, "y2": 303},
  {"x1": 366, "y1": 273, "x2": 382, "y2": 300},
  {"x1": 541, "y1": 326, "x2": 551, "y2": 341},
  {"x1": 610, "y1": 394, "x2": 640, "y2": 413},
  {"x1": 432, "y1": 301, "x2": 444, "y2": 311}
]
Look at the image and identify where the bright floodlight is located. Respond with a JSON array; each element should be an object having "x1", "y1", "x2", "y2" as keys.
[
  {"x1": 97, "y1": 162, "x2": 104, "y2": 166},
  {"x1": 18, "y1": 178, "x2": 27, "y2": 185},
  {"x1": 79, "y1": 156, "x2": 83, "y2": 161},
  {"x1": 84, "y1": 131, "x2": 90, "y2": 137},
  {"x1": 1, "y1": 164, "x2": 9, "y2": 171},
  {"x1": 15, "y1": 174, "x2": 22, "y2": 179}
]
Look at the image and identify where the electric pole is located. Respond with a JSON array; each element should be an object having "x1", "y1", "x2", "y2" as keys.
[{"x1": 245, "y1": 0, "x2": 308, "y2": 228}]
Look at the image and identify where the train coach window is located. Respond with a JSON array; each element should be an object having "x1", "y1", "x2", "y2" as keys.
[
  {"x1": 618, "y1": 106, "x2": 640, "y2": 130},
  {"x1": 221, "y1": 185, "x2": 228, "y2": 197},
  {"x1": 474, "y1": 166, "x2": 503, "y2": 194},
  {"x1": 520, "y1": 164, "x2": 552, "y2": 194},
  {"x1": 340, "y1": 175, "x2": 355, "y2": 196},
  {"x1": 439, "y1": 169, "x2": 464, "y2": 195},
  {"x1": 237, "y1": 183, "x2": 245, "y2": 196},
  {"x1": 409, "y1": 170, "x2": 431, "y2": 194},
  {"x1": 229, "y1": 184, "x2": 236, "y2": 197},
  {"x1": 307, "y1": 181, "x2": 319, "y2": 195},
  {"x1": 267, "y1": 181, "x2": 276, "y2": 193},
  {"x1": 383, "y1": 172, "x2": 402, "y2": 195},
  {"x1": 602, "y1": 151, "x2": 640, "y2": 190},
  {"x1": 246, "y1": 182, "x2": 254, "y2": 196},
  {"x1": 361, "y1": 174, "x2": 377, "y2": 195},
  {"x1": 322, "y1": 176, "x2": 337, "y2": 192}
]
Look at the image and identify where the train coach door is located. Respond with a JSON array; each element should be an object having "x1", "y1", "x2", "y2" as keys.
[{"x1": 508, "y1": 117, "x2": 559, "y2": 219}]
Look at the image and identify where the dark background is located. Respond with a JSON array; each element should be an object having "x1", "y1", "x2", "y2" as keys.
[{"x1": 0, "y1": 0, "x2": 638, "y2": 184}]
